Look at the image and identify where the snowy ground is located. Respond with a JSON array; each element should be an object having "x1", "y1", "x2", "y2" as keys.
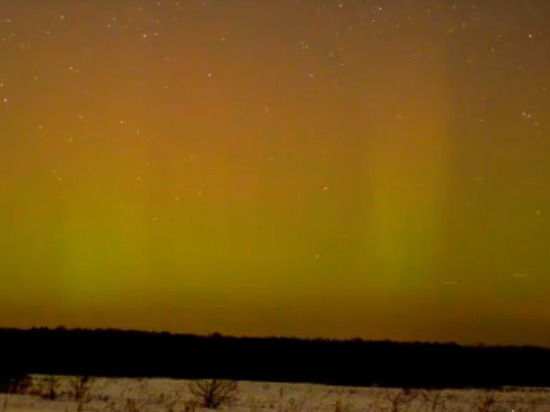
[{"x1": 2, "y1": 375, "x2": 550, "y2": 411}]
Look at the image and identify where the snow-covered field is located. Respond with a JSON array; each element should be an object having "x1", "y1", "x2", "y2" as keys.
[{"x1": 3, "y1": 375, "x2": 550, "y2": 411}]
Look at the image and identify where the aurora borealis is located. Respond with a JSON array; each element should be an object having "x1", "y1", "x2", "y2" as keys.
[{"x1": 1, "y1": 0, "x2": 550, "y2": 346}]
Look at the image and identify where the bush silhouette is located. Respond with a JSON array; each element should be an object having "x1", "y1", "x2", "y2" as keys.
[{"x1": 188, "y1": 379, "x2": 238, "y2": 408}]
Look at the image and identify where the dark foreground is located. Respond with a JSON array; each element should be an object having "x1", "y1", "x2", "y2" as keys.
[{"x1": 1, "y1": 327, "x2": 550, "y2": 389}]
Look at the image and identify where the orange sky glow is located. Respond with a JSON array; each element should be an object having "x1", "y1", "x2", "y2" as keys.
[{"x1": 1, "y1": 0, "x2": 550, "y2": 346}]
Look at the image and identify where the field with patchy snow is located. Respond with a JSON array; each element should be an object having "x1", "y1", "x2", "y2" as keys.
[{"x1": 2, "y1": 375, "x2": 550, "y2": 411}]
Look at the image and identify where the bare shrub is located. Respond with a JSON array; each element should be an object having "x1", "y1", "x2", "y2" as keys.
[
  {"x1": 39, "y1": 375, "x2": 61, "y2": 400},
  {"x1": 68, "y1": 375, "x2": 94, "y2": 412},
  {"x1": 148, "y1": 387, "x2": 183, "y2": 412},
  {"x1": 380, "y1": 389, "x2": 414, "y2": 412},
  {"x1": 0, "y1": 373, "x2": 31, "y2": 412},
  {"x1": 472, "y1": 391, "x2": 499, "y2": 412},
  {"x1": 188, "y1": 379, "x2": 238, "y2": 409},
  {"x1": 420, "y1": 390, "x2": 446, "y2": 412},
  {"x1": 105, "y1": 379, "x2": 183, "y2": 412}
]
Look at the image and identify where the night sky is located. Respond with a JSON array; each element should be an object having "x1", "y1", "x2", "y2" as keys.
[{"x1": 1, "y1": 0, "x2": 549, "y2": 346}]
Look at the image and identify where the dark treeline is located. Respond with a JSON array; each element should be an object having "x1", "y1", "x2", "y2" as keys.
[{"x1": 1, "y1": 327, "x2": 550, "y2": 389}]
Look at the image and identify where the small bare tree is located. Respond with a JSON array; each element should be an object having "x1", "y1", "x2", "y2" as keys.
[{"x1": 188, "y1": 379, "x2": 238, "y2": 409}]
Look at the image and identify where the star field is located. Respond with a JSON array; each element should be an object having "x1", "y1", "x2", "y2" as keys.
[{"x1": 1, "y1": 0, "x2": 549, "y2": 346}]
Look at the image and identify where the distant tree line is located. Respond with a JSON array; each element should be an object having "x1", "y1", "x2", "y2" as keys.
[{"x1": 1, "y1": 327, "x2": 550, "y2": 389}]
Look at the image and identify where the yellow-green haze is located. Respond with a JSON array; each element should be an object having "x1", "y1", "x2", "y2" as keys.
[{"x1": 1, "y1": 0, "x2": 550, "y2": 346}]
